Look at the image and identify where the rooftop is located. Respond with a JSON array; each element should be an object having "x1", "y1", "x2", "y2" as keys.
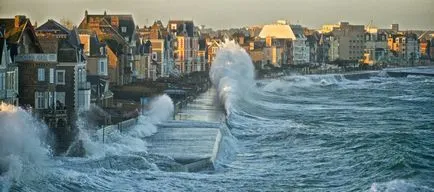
[{"x1": 258, "y1": 24, "x2": 296, "y2": 39}]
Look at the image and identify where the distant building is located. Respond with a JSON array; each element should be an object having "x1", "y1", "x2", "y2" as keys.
[
  {"x1": 430, "y1": 34, "x2": 434, "y2": 60},
  {"x1": 207, "y1": 40, "x2": 220, "y2": 66},
  {"x1": 363, "y1": 31, "x2": 388, "y2": 65},
  {"x1": 323, "y1": 22, "x2": 365, "y2": 62},
  {"x1": 168, "y1": 20, "x2": 199, "y2": 74},
  {"x1": 259, "y1": 21, "x2": 309, "y2": 65},
  {"x1": 388, "y1": 33, "x2": 420, "y2": 63}
]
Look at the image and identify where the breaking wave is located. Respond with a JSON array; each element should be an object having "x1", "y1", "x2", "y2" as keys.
[{"x1": 209, "y1": 39, "x2": 256, "y2": 114}]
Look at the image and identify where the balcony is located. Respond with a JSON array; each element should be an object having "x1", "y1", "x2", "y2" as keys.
[
  {"x1": 78, "y1": 82, "x2": 91, "y2": 90},
  {"x1": 14, "y1": 54, "x2": 57, "y2": 63},
  {"x1": 42, "y1": 109, "x2": 68, "y2": 118}
]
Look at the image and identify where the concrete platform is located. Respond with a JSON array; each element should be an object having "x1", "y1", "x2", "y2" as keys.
[{"x1": 147, "y1": 122, "x2": 222, "y2": 172}]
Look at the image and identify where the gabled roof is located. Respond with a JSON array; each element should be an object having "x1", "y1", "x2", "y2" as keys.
[
  {"x1": 78, "y1": 11, "x2": 136, "y2": 44},
  {"x1": 36, "y1": 19, "x2": 70, "y2": 35},
  {"x1": 289, "y1": 25, "x2": 306, "y2": 39},
  {"x1": 0, "y1": 16, "x2": 42, "y2": 53},
  {"x1": 89, "y1": 34, "x2": 106, "y2": 56},
  {"x1": 58, "y1": 27, "x2": 86, "y2": 62}
]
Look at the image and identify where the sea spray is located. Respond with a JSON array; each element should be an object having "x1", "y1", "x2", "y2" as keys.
[
  {"x1": 209, "y1": 40, "x2": 255, "y2": 113},
  {"x1": 73, "y1": 94, "x2": 174, "y2": 158},
  {"x1": 0, "y1": 103, "x2": 52, "y2": 190}
]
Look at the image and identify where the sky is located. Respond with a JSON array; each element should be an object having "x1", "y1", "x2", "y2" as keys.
[{"x1": 0, "y1": 0, "x2": 433, "y2": 30}]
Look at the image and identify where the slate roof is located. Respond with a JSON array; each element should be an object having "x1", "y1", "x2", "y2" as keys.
[
  {"x1": 168, "y1": 20, "x2": 195, "y2": 37},
  {"x1": 78, "y1": 12, "x2": 136, "y2": 44},
  {"x1": 0, "y1": 16, "x2": 42, "y2": 53},
  {"x1": 289, "y1": 25, "x2": 306, "y2": 39},
  {"x1": 58, "y1": 27, "x2": 86, "y2": 62},
  {"x1": 89, "y1": 34, "x2": 106, "y2": 57},
  {"x1": 36, "y1": 19, "x2": 70, "y2": 35},
  {"x1": 135, "y1": 39, "x2": 151, "y2": 55}
]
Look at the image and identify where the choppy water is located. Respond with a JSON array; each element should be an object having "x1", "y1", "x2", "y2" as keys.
[{"x1": 1, "y1": 40, "x2": 434, "y2": 191}]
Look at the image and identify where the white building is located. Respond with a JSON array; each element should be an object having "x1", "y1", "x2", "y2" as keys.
[{"x1": 258, "y1": 21, "x2": 310, "y2": 65}]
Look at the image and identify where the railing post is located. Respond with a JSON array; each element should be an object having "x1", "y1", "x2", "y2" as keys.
[{"x1": 102, "y1": 126, "x2": 105, "y2": 144}]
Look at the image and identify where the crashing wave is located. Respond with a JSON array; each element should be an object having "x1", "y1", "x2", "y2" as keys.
[{"x1": 209, "y1": 39, "x2": 256, "y2": 114}]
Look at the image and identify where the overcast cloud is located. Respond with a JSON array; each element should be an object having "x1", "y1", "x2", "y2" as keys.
[{"x1": 0, "y1": 0, "x2": 433, "y2": 30}]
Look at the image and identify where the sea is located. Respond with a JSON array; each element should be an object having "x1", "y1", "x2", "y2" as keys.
[{"x1": 1, "y1": 40, "x2": 433, "y2": 192}]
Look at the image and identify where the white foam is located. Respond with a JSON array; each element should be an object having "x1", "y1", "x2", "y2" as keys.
[
  {"x1": 209, "y1": 39, "x2": 256, "y2": 113},
  {"x1": 0, "y1": 103, "x2": 52, "y2": 190}
]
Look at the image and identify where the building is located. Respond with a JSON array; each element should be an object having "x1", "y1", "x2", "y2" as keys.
[
  {"x1": 363, "y1": 31, "x2": 388, "y2": 65},
  {"x1": 36, "y1": 21, "x2": 91, "y2": 112},
  {"x1": 168, "y1": 20, "x2": 199, "y2": 74},
  {"x1": 258, "y1": 21, "x2": 309, "y2": 65},
  {"x1": 197, "y1": 37, "x2": 207, "y2": 71},
  {"x1": 430, "y1": 34, "x2": 434, "y2": 60},
  {"x1": 78, "y1": 10, "x2": 137, "y2": 85},
  {"x1": 0, "y1": 27, "x2": 19, "y2": 105},
  {"x1": 323, "y1": 22, "x2": 366, "y2": 62},
  {"x1": 207, "y1": 40, "x2": 220, "y2": 66},
  {"x1": 134, "y1": 38, "x2": 152, "y2": 80},
  {"x1": 388, "y1": 33, "x2": 420, "y2": 63}
]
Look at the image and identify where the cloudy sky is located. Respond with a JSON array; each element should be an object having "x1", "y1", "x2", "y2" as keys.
[{"x1": 0, "y1": 0, "x2": 433, "y2": 30}]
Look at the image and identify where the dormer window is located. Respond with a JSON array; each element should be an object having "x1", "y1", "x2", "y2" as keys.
[
  {"x1": 121, "y1": 27, "x2": 127, "y2": 33},
  {"x1": 100, "y1": 47, "x2": 104, "y2": 55}
]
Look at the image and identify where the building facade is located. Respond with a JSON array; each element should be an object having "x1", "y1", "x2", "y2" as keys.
[
  {"x1": 0, "y1": 27, "x2": 19, "y2": 105},
  {"x1": 324, "y1": 22, "x2": 366, "y2": 62}
]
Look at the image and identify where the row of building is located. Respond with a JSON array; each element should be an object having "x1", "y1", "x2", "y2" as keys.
[
  {"x1": 1, "y1": 13, "x2": 434, "y2": 132},
  {"x1": 225, "y1": 21, "x2": 433, "y2": 69}
]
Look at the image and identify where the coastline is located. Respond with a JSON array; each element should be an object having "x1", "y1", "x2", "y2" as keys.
[{"x1": 256, "y1": 61, "x2": 434, "y2": 80}]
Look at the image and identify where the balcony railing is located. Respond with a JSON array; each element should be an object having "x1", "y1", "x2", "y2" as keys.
[
  {"x1": 14, "y1": 54, "x2": 57, "y2": 63},
  {"x1": 39, "y1": 109, "x2": 68, "y2": 118}
]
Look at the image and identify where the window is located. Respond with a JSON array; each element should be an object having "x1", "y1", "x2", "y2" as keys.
[
  {"x1": 35, "y1": 92, "x2": 47, "y2": 109},
  {"x1": 171, "y1": 24, "x2": 177, "y2": 30},
  {"x1": 99, "y1": 47, "x2": 104, "y2": 55},
  {"x1": 0, "y1": 72, "x2": 5, "y2": 90},
  {"x1": 56, "y1": 92, "x2": 66, "y2": 108},
  {"x1": 56, "y1": 70, "x2": 65, "y2": 85},
  {"x1": 49, "y1": 68, "x2": 54, "y2": 83},
  {"x1": 38, "y1": 68, "x2": 45, "y2": 81},
  {"x1": 121, "y1": 27, "x2": 127, "y2": 33},
  {"x1": 152, "y1": 52, "x2": 158, "y2": 60},
  {"x1": 6, "y1": 71, "x2": 15, "y2": 90},
  {"x1": 100, "y1": 61, "x2": 105, "y2": 73}
]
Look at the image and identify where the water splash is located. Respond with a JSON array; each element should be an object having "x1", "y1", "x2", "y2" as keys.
[
  {"x1": 209, "y1": 39, "x2": 255, "y2": 114},
  {"x1": 0, "y1": 103, "x2": 52, "y2": 190}
]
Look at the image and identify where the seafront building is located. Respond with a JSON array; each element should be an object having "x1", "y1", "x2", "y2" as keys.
[
  {"x1": 258, "y1": 20, "x2": 310, "y2": 67},
  {"x1": 0, "y1": 26, "x2": 19, "y2": 106}
]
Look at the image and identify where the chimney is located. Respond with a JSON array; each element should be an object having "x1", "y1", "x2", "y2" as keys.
[
  {"x1": 14, "y1": 15, "x2": 26, "y2": 28},
  {"x1": 85, "y1": 10, "x2": 88, "y2": 23},
  {"x1": 104, "y1": 10, "x2": 107, "y2": 16}
]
